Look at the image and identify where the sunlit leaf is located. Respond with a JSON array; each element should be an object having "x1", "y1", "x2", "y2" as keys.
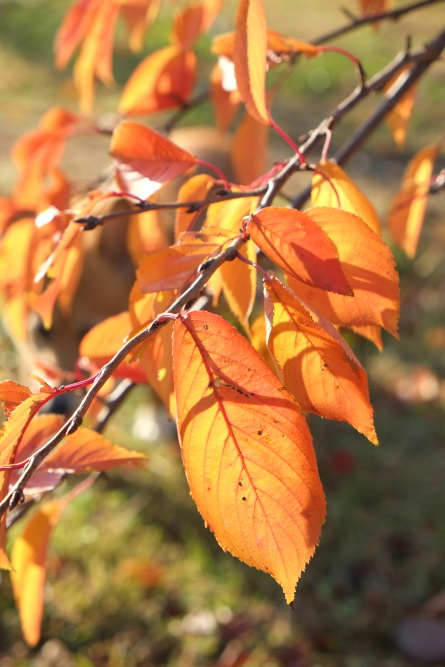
[
  {"x1": 120, "y1": 0, "x2": 161, "y2": 52},
  {"x1": 232, "y1": 111, "x2": 269, "y2": 185},
  {"x1": 172, "y1": 0, "x2": 223, "y2": 50},
  {"x1": 387, "y1": 145, "x2": 440, "y2": 258},
  {"x1": 287, "y1": 207, "x2": 400, "y2": 337},
  {"x1": 110, "y1": 121, "x2": 198, "y2": 199},
  {"x1": 233, "y1": 0, "x2": 269, "y2": 124},
  {"x1": 264, "y1": 277, "x2": 378, "y2": 443},
  {"x1": 312, "y1": 160, "x2": 381, "y2": 235},
  {"x1": 247, "y1": 207, "x2": 352, "y2": 295},
  {"x1": 384, "y1": 66, "x2": 417, "y2": 148},
  {"x1": 173, "y1": 311, "x2": 326, "y2": 602},
  {"x1": 0, "y1": 381, "x2": 32, "y2": 418},
  {"x1": 175, "y1": 174, "x2": 216, "y2": 240}
]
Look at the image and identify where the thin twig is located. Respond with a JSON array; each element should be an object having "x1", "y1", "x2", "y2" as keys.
[{"x1": 313, "y1": 0, "x2": 445, "y2": 45}]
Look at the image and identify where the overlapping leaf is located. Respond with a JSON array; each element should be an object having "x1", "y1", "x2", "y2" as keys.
[
  {"x1": 264, "y1": 277, "x2": 378, "y2": 443},
  {"x1": 173, "y1": 311, "x2": 326, "y2": 602},
  {"x1": 312, "y1": 160, "x2": 381, "y2": 235},
  {"x1": 110, "y1": 121, "x2": 198, "y2": 199},
  {"x1": 247, "y1": 207, "x2": 352, "y2": 295},
  {"x1": 286, "y1": 207, "x2": 400, "y2": 337},
  {"x1": 387, "y1": 145, "x2": 440, "y2": 258},
  {"x1": 232, "y1": 111, "x2": 269, "y2": 185},
  {"x1": 172, "y1": 0, "x2": 223, "y2": 50}
]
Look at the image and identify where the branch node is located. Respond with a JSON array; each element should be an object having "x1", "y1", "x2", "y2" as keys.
[
  {"x1": 66, "y1": 414, "x2": 83, "y2": 435},
  {"x1": 9, "y1": 488, "x2": 25, "y2": 510}
]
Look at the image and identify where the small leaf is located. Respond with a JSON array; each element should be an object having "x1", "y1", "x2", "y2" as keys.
[
  {"x1": 247, "y1": 207, "x2": 352, "y2": 295},
  {"x1": 172, "y1": 0, "x2": 223, "y2": 50},
  {"x1": 173, "y1": 311, "x2": 326, "y2": 603},
  {"x1": 287, "y1": 207, "x2": 400, "y2": 337},
  {"x1": 384, "y1": 66, "x2": 418, "y2": 148},
  {"x1": 233, "y1": 0, "x2": 269, "y2": 124},
  {"x1": 110, "y1": 121, "x2": 198, "y2": 200},
  {"x1": 312, "y1": 160, "x2": 381, "y2": 235},
  {"x1": 0, "y1": 381, "x2": 32, "y2": 418},
  {"x1": 387, "y1": 145, "x2": 440, "y2": 258},
  {"x1": 264, "y1": 277, "x2": 378, "y2": 443},
  {"x1": 358, "y1": 0, "x2": 393, "y2": 18},
  {"x1": 120, "y1": 0, "x2": 161, "y2": 53},
  {"x1": 119, "y1": 46, "x2": 197, "y2": 116}
]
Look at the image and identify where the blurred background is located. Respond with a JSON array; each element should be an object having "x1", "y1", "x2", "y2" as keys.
[{"x1": 1, "y1": 0, "x2": 445, "y2": 665}]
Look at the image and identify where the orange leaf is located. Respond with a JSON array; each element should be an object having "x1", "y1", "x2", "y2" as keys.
[
  {"x1": 119, "y1": 46, "x2": 197, "y2": 116},
  {"x1": 11, "y1": 477, "x2": 94, "y2": 646},
  {"x1": 175, "y1": 174, "x2": 216, "y2": 240},
  {"x1": 44, "y1": 427, "x2": 146, "y2": 472},
  {"x1": 233, "y1": 0, "x2": 269, "y2": 124},
  {"x1": 247, "y1": 207, "x2": 352, "y2": 295},
  {"x1": 212, "y1": 29, "x2": 320, "y2": 64},
  {"x1": 232, "y1": 111, "x2": 269, "y2": 185},
  {"x1": 387, "y1": 145, "x2": 440, "y2": 258},
  {"x1": 120, "y1": 0, "x2": 161, "y2": 52},
  {"x1": 351, "y1": 325, "x2": 383, "y2": 351},
  {"x1": 128, "y1": 205, "x2": 169, "y2": 265},
  {"x1": 54, "y1": 0, "x2": 100, "y2": 69},
  {"x1": 384, "y1": 66, "x2": 417, "y2": 148},
  {"x1": 287, "y1": 207, "x2": 400, "y2": 337},
  {"x1": 220, "y1": 240, "x2": 257, "y2": 333},
  {"x1": 137, "y1": 241, "x2": 221, "y2": 293},
  {"x1": 172, "y1": 0, "x2": 223, "y2": 50},
  {"x1": 173, "y1": 311, "x2": 326, "y2": 602},
  {"x1": 312, "y1": 160, "x2": 381, "y2": 235},
  {"x1": 264, "y1": 277, "x2": 378, "y2": 443},
  {"x1": 110, "y1": 121, "x2": 198, "y2": 200},
  {"x1": 210, "y1": 63, "x2": 241, "y2": 133},
  {"x1": 0, "y1": 381, "x2": 32, "y2": 418}
]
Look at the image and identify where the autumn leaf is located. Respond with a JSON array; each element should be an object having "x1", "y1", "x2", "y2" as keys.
[
  {"x1": 233, "y1": 0, "x2": 269, "y2": 124},
  {"x1": 247, "y1": 207, "x2": 352, "y2": 295},
  {"x1": 0, "y1": 381, "x2": 32, "y2": 418},
  {"x1": 351, "y1": 325, "x2": 383, "y2": 351},
  {"x1": 173, "y1": 311, "x2": 326, "y2": 602},
  {"x1": 120, "y1": 0, "x2": 161, "y2": 53},
  {"x1": 210, "y1": 63, "x2": 241, "y2": 133},
  {"x1": 358, "y1": 0, "x2": 393, "y2": 17},
  {"x1": 175, "y1": 174, "x2": 216, "y2": 240},
  {"x1": 384, "y1": 66, "x2": 418, "y2": 148},
  {"x1": 287, "y1": 207, "x2": 400, "y2": 337},
  {"x1": 172, "y1": 0, "x2": 223, "y2": 50},
  {"x1": 212, "y1": 29, "x2": 320, "y2": 65},
  {"x1": 264, "y1": 277, "x2": 378, "y2": 443},
  {"x1": 110, "y1": 121, "x2": 198, "y2": 200},
  {"x1": 387, "y1": 145, "x2": 440, "y2": 258},
  {"x1": 119, "y1": 46, "x2": 197, "y2": 116},
  {"x1": 11, "y1": 476, "x2": 95, "y2": 646},
  {"x1": 232, "y1": 111, "x2": 269, "y2": 185},
  {"x1": 312, "y1": 160, "x2": 381, "y2": 235}
]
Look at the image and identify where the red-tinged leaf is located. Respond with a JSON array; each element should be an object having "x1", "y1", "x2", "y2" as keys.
[
  {"x1": 264, "y1": 277, "x2": 378, "y2": 444},
  {"x1": 384, "y1": 66, "x2": 418, "y2": 148},
  {"x1": 172, "y1": 0, "x2": 223, "y2": 50},
  {"x1": 119, "y1": 46, "x2": 197, "y2": 116},
  {"x1": 287, "y1": 207, "x2": 400, "y2": 337},
  {"x1": 0, "y1": 381, "x2": 32, "y2": 418},
  {"x1": 79, "y1": 311, "x2": 147, "y2": 383},
  {"x1": 312, "y1": 160, "x2": 381, "y2": 235},
  {"x1": 54, "y1": 0, "x2": 100, "y2": 69},
  {"x1": 110, "y1": 121, "x2": 198, "y2": 200},
  {"x1": 120, "y1": 0, "x2": 161, "y2": 52},
  {"x1": 351, "y1": 325, "x2": 383, "y2": 350},
  {"x1": 137, "y1": 241, "x2": 221, "y2": 294},
  {"x1": 175, "y1": 174, "x2": 216, "y2": 240},
  {"x1": 232, "y1": 111, "x2": 268, "y2": 185},
  {"x1": 210, "y1": 62, "x2": 241, "y2": 133},
  {"x1": 247, "y1": 207, "x2": 352, "y2": 295},
  {"x1": 11, "y1": 477, "x2": 94, "y2": 646},
  {"x1": 173, "y1": 311, "x2": 326, "y2": 603},
  {"x1": 44, "y1": 428, "x2": 146, "y2": 473},
  {"x1": 233, "y1": 0, "x2": 269, "y2": 125},
  {"x1": 388, "y1": 145, "x2": 440, "y2": 258}
]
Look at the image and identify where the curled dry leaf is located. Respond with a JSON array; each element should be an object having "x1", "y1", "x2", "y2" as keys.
[
  {"x1": 110, "y1": 121, "x2": 198, "y2": 200},
  {"x1": 287, "y1": 207, "x2": 400, "y2": 337},
  {"x1": 388, "y1": 145, "x2": 440, "y2": 258},
  {"x1": 119, "y1": 46, "x2": 197, "y2": 116},
  {"x1": 312, "y1": 160, "x2": 381, "y2": 235},
  {"x1": 173, "y1": 311, "x2": 326, "y2": 603},
  {"x1": 264, "y1": 277, "x2": 378, "y2": 443},
  {"x1": 247, "y1": 207, "x2": 352, "y2": 295},
  {"x1": 233, "y1": 0, "x2": 269, "y2": 124}
]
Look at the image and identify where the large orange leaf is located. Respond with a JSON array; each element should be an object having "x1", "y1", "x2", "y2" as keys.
[
  {"x1": 232, "y1": 111, "x2": 269, "y2": 186},
  {"x1": 11, "y1": 477, "x2": 94, "y2": 646},
  {"x1": 173, "y1": 311, "x2": 326, "y2": 603},
  {"x1": 287, "y1": 207, "x2": 400, "y2": 337},
  {"x1": 312, "y1": 160, "x2": 381, "y2": 235},
  {"x1": 233, "y1": 0, "x2": 269, "y2": 124},
  {"x1": 172, "y1": 0, "x2": 223, "y2": 50},
  {"x1": 110, "y1": 121, "x2": 198, "y2": 200},
  {"x1": 137, "y1": 241, "x2": 221, "y2": 293},
  {"x1": 264, "y1": 277, "x2": 377, "y2": 443},
  {"x1": 119, "y1": 46, "x2": 197, "y2": 116},
  {"x1": 44, "y1": 427, "x2": 146, "y2": 472},
  {"x1": 247, "y1": 207, "x2": 352, "y2": 295},
  {"x1": 387, "y1": 145, "x2": 440, "y2": 258}
]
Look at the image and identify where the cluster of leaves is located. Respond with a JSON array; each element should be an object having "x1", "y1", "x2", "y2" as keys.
[{"x1": 0, "y1": 0, "x2": 444, "y2": 648}]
